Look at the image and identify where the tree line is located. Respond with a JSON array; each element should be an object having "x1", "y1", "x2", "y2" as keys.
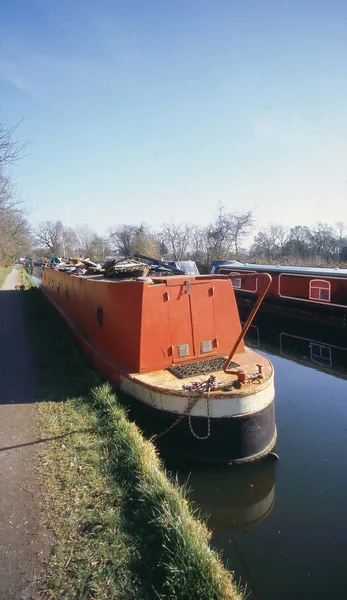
[
  {"x1": 0, "y1": 121, "x2": 31, "y2": 264},
  {"x1": 1, "y1": 119, "x2": 346, "y2": 270},
  {"x1": 30, "y1": 211, "x2": 347, "y2": 272}
]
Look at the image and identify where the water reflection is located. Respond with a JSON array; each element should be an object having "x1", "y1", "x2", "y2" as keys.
[
  {"x1": 182, "y1": 460, "x2": 276, "y2": 534},
  {"x1": 239, "y1": 301, "x2": 347, "y2": 379},
  {"x1": 176, "y1": 307, "x2": 347, "y2": 600}
]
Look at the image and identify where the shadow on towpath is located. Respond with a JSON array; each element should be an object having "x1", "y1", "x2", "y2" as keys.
[{"x1": 0, "y1": 268, "x2": 52, "y2": 600}]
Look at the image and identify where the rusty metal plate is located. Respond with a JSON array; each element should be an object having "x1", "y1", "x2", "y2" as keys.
[{"x1": 169, "y1": 357, "x2": 239, "y2": 379}]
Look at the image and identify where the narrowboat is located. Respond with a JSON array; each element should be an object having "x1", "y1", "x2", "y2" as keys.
[
  {"x1": 210, "y1": 262, "x2": 347, "y2": 324},
  {"x1": 40, "y1": 259, "x2": 276, "y2": 464}
]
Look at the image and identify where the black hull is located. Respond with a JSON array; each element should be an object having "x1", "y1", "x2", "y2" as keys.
[
  {"x1": 236, "y1": 293, "x2": 347, "y2": 327},
  {"x1": 124, "y1": 396, "x2": 277, "y2": 465}
]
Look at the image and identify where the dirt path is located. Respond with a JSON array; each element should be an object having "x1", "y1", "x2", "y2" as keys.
[{"x1": 0, "y1": 268, "x2": 51, "y2": 599}]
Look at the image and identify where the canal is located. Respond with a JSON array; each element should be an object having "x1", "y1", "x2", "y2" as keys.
[
  {"x1": 28, "y1": 268, "x2": 347, "y2": 598},
  {"x1": 176, "y1": 310, "x2": 347, "y2": 600}
]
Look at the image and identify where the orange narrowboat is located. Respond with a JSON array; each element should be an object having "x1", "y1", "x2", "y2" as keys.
[{"x1": 40, "y1": 263, "x2": 276, "y2": 464}]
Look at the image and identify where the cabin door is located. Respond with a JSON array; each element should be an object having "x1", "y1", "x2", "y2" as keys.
[
  {"x1": 166, "y1": 281, "x2": 195, "y2": 362},
  {"x1": 166, "y1": 280, "x2": 217, "y2": 362},
  {"x1": 189, "y1": 281, "x2": 217, "y2": 358}
]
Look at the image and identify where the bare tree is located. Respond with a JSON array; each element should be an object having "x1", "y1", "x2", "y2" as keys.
[
  {"x1": 250, "y1": 224, "x2": 289, "y2": 261},
  {"x1": 206, "y1": 205, "x2": 255, "y2": 261},
  {"x1": 283, "y1": 225, "x2": 312, "y2": 259},
  {"x1": 75, "y1": 224, "x2": 97, "y2": 257},
  {"x1": 34, "y1": 220, "x2": 65, "y2": 256},
  {"x1": 0, "y1": 120, "x2": 31, "y2": 263},
  {"x1": 75, "y1": 224, "x2": 112, "y2": 259},
  {"x1": 229, "y1": 211, "x2": 254, "y2": 258},
  {"x1": 108, "y1": 223, "x2": 160, "y2": 258},
  {"x1": 89, "y1": 234, "x2": 112, "y2": 260},
  {"x1": 160, "y1": 221, "x2": 195, "y2": 260},
  {"x1": 310, "y1": 222, "x2": 338, "y2": 260}
]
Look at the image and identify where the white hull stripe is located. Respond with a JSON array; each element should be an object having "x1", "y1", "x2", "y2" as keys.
[{"x1": 120, "y1": 376, "x2": 275, "y2": 418}]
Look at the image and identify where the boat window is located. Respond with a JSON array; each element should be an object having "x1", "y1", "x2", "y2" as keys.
[
  {"x1": 219, "y1": 268, "x2": 242, "y2": 288},
  {"x1": 310, "y1": 343, "x2": 332, "y2": 367},
  {"x1": 309, "y1": 279, "x2": 331, "y2": 302}
]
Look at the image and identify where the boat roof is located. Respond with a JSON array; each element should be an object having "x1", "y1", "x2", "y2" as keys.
[{"x1": 210, "y1": 260, "x2": 347, "y2": 278}]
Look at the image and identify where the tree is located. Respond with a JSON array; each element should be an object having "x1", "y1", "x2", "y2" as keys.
[
  {"x1": 75, "y1": 224, "x2": 97, "y2": 257},
  {"x1": 0, "y1": 120, "x2": 31, "y2": 263},
  {"x1": 206, "y1": 205, "x2": 254, "y2": 261},
  {"x1": 250, "y1": 224, "x2": 288, "y2": 261},
  {"x1": 33, "y1": 220, "x2": 77, "y2": 257},
  {"x1": 283, "y1": 225, "x2": 312, "y2": 259},
  {"x1": 160, "y1": 221, "x2": 195, "y2": 261},
  {"x1": 108, "y1": 223, "x2": 160, "y2": 258},
  {"x1": 74, "y1": 225, "x2": 112, "y2": 259},
  {"x1": 309, "y1": 222, "x2": 338, "y2": 261}
]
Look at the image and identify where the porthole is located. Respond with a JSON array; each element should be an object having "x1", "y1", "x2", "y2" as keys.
[
  {"x1": 65, "y1": 288, "x2": 69, "y2": 299},
  {"x1": 97, "y1": 306, "x2": 103, "y2": 326}
]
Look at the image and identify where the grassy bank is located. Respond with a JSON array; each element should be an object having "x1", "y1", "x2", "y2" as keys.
[
  {"x1": 0, "y1": 265, "x2": 13, "y2": 287},
  {"x1": 22, "y1": 287, "x2": 243, "y2": 600}
]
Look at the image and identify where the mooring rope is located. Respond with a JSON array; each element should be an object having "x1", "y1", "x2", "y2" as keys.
[
  {"x1": 188, "y1": 391, "x2": 211, "y2": 440},
  {"x1": 154, "y1": 375, "x2": 217, "y2": 441}
]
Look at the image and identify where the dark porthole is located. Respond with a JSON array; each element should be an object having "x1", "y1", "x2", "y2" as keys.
[
  {"x1": 65, "y1": 288, "x2": 69, "y2": 299},
  {"x1": 97, "y1": 306, "x2": 103, "y2": 326}
]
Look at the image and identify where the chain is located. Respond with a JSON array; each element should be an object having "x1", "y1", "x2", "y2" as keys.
[
  {"x1": 188, "y1": 391, "x2": 211, "y2": 440},
  {"x1": 153, "y1": 395, "x2": 200, "y2": 440},
  {"x1": 154, "y1": 376, "x2": 216, "y2": 441}
]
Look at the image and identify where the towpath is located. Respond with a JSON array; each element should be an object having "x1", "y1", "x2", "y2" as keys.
[{"x1": 0, "y1": 268, "x2": 51, "y2": 599}]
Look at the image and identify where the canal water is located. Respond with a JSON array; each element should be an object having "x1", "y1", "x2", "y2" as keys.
[
  {"x1": 30, "y1": 268, "x2": 347, "y2": 598},
  {"x1": 175, "y1": 309, "x2": 347, "y2": 600}
]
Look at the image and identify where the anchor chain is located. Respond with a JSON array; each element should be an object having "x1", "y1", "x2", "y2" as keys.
[
  {"x1": 153, "y1": 395, "x2": 200, "y2": 440},
  {"x1": 188, "y1": 391, "x2": 211, "y2": 440},
  {"x1": 154, "y1": 375, "x2": 217, "y2": 441}
]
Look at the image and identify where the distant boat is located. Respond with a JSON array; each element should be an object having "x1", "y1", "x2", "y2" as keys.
[
  {"x1": 40, "y1": 258, "x2": 276, "y2": 464},
  {"x1": 210, "y1": 261, "x2": 347, "y2": 322}
]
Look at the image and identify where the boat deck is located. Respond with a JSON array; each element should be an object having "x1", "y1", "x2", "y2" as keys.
[{"x1": 129, "y1": 348, "x2": 272, "y2": 398}]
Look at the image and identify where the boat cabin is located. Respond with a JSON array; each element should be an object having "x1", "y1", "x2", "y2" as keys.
[
  {"x1": 41, "y1": 269, "x2": 245, "y2": 374},
  {"x1": 210, "y1": 262, "x2": 347, "y2": 310}
]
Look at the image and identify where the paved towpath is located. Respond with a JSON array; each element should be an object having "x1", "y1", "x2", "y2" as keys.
[{"x1": 0, "y1": 268, "x2": 51, "y2": 599}]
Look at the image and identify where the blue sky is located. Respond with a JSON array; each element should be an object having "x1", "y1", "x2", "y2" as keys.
[{"x1": 1, "y1": 0, "x2": 346, "y2": 236}]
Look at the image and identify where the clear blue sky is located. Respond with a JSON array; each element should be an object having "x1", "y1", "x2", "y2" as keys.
[{"x1": 1, "y1": 0, "x2": 346, "y2": 235}]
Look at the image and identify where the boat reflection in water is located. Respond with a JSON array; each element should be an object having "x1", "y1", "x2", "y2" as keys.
[
  {"x1": 238, "y1": 300, "x2": 347, "y2": 379},
  {"x1": 177, "y1": 308, "x2": 347, "y2": 599},
  {"x1": 176, "y1": 458, "x2": 276, "y2": 599},
  {"x1": 181, "y1": 459, "x2": 276, "y2": 534}
]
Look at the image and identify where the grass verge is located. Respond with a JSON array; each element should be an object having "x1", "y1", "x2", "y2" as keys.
[
  {"x1": 0, "y1": 265, "x2": 13, "y2": 287},
  {"x1": 22, "y1": 286, "x2": 243, "y2": 600}
]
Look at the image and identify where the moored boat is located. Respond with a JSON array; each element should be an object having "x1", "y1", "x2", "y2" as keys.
[
  {"x1": 40, "y1": 261, "x2": 276, "y2": 464},
  {"x1": 210, "y1": 261, "x2": 347, "y2": 324}
]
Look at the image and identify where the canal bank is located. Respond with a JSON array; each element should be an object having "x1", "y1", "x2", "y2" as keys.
[
  {"x1": 0, "y1": 267, "x2": 52, "y2": 600},
  {"x1": 19, "y1": 271, "x2": 243, "y2": 599}
]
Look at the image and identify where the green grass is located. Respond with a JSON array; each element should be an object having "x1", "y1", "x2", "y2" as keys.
[
  {"x1": 0, "y1": 265, "x2": 13, "y2": 287},
  {"x1": 22, "y1": 287, "x2": 243, "y2": 600}
]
